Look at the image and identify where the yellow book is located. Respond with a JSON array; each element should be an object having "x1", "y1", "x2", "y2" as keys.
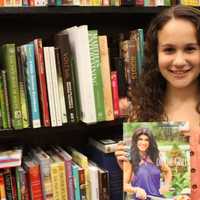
[
  {"x1": 48, "y1": 150, "x2": 68, "y2": 200},
  {"x1": 98, "y1": 35, "x2": 114, "y2": 121}
]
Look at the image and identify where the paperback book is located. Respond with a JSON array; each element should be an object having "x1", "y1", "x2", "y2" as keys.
[{"x1": 123, "y1": 122, "x2": 190, "y2": 200}]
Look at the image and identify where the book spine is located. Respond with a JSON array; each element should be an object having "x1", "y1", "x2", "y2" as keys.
[
  {"x1": 23, "y1": 43, "x2": 41, "y2": 128},
  {"x1": 27, "y1": 163, "x2": 43, "y2": 200},
  {"x1": 98, "y1": 36, "x2": 114, "y2": 121},
  {"x1": 50, "y1": 163, "x2": 61, "y2": 200},
  {"x1": 57, "y1": 162, "x2": 68, "y2": 200},
  {"x1": 0, "y1": 74, "x2": 8, "y2": 129},
  {"x1": 111, "y1": 71, "x2": 120, "y2": 118},
  {"x1": 16, "y1": 47, "x2": 30, "y2": 129},
  {"x1": 43, "y1": 47, "x2": 57, "y2": 127},
  {"x1": 15, "y1": 167, "x2": 22, "y2": 200},
  {"x1": 72, "y1": 163, "x2": 81, "y2": 200},
  {"x1": 54, "y1": 48, "x2": 68, "y2": 124},
  {"x1": 49, "y1": 47, "x2": 62, "y2": 126},
  {"x1": 0, "y1": 172, "x2": 6, "y2": 200},
  {"x1": 88, "y1": 30, "x2": 105, "y2": 122},
  {"x1": 1, "y1": 44, "x2": 23, "y2": 129},
  {"x1": 34, "y1": 38, "x2": 50, "y2": 127},
  {"x1": 3, "y1": 168, "x2": 13, "y2": 200},
  {"x1": 54, "y1": 33, "x2": 79, "y2": 123}
]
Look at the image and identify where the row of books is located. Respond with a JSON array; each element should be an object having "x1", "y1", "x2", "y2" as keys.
[
  {"x1": 0, "y1": 138, "x2": 122, "y2": 200},
  {"x1": 0, "y1": 0, "x2": 199, "y2": 8},
  {"x1": 0, "y1": 24, "x2": 145, "y2": 130}
]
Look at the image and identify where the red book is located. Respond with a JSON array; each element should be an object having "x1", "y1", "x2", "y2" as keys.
[
  {"x1": 111, "y1": 71, "x2": 120, "y2": 118},
  {"x1": 24, "y1": 157, "x2": 43, "y2": 200},
  {"x1": 34, "y1": 38, "x2": 50, "y2": 127}
]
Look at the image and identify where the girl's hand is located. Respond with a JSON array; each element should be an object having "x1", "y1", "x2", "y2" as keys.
[{"x1": 114, "y1": 141, "x2": 129, "y2": 169}]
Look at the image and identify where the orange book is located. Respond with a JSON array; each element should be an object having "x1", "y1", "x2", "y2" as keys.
[{"x1": 0, "y1": 171, "x2": 6, "y2": 200}]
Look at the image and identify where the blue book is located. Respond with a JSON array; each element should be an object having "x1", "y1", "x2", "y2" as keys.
[
  {"x1": 86, "y1": 145, "x2": 122, "y2": 200},
  {"x1": 21, "y1": 42, "x2": 41, "y2": 128},
  {"x1": 72, "y1": 162, "x2": 81, "y2": 200}
]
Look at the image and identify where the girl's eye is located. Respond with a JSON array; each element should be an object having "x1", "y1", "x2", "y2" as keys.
[
  {"x1": 163, "y1": 48, "x2": 175, "y2": 54},
  {"x1": 185, "y1": 46, "x2": 198, "y2": 53}
]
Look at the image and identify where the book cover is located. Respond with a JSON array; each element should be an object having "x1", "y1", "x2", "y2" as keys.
[{"x1": 123, "y1": 122, "x2": 190, "y2": 200}]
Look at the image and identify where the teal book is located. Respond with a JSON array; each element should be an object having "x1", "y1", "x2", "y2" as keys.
[
  {"x1": 88, "y1": 30, "x2": 105, "y2": 122},
  {"x1": 0, "y1": 44, "x2": 23, "y2": 129},
  {"x1": 21, "y1": 42, "x2": 41, "y2": 128},
  {"x1": 72, "y1": 162, "x2": 81, "y2": 200},
  {"x1": 123, "y1": 122, "x2": 190, "y2": 200}
]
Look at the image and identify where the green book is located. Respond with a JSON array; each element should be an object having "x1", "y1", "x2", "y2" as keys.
[
  {"x1": 0, "y1": 74, "x2": 8, "y2": 129},
  {"x1": 88, "y1": 30, "x2": 105, "y2": 122},
  {"x1": 0, "y1": 44, "x2": 23, "y2": 129}
]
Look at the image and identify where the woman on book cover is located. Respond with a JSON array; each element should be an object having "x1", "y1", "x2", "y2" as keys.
[
  {"x1": 115, "y1": 4, "x2": 200, "y2": 199},
  {"x1": 124, "y1": 127, "x2": 172, "y2": 200}
]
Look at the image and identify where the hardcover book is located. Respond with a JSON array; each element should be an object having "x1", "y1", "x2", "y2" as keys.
[{"x1": 123, "y1": 122, "x2": 190, "y2": 200}]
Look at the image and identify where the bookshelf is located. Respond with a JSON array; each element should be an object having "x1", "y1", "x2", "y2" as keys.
[
  {"x1": 0, "y1": 7, "x2": 163, "y2": 146},
  {"x1": 0, "y1": 7, "x2": 162, "y2": 199}
]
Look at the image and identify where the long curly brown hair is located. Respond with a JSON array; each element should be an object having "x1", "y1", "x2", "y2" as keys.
[{"x1": 129, "y1": 5, "x2": 200, "y2": 122}]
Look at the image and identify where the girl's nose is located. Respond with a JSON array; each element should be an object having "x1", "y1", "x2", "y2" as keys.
[{"x1": 173, "y1": 52, "x2": 187, "y2": 67}]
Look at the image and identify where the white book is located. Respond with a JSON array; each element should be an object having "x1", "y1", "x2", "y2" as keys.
[
  {"x1": 49, "y1": 47, "x2": 62, "y2": 126},
  {"x1": 64, "y1": 25, "x2": 96, "y2": 124},
  {"x1": 43, "y1": 47, "x2": 57, "y2": 127},
  {"x1": 88, "y1": 162, "x2": 100, "y2": 200}
]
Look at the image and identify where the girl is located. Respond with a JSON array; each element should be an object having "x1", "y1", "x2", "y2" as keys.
[{"x1": 115, "y1": 5, "x2": 200, "y2": 199}]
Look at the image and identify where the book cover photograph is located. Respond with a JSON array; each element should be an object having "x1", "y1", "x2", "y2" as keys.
[{"x1": 123, "y1": 122, "x2": 190, "y2": 200}]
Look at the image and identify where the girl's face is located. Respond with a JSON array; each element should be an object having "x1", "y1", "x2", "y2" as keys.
[
  {"x1": 137, "y1": 134, "x2": 149, "y2": 153},
  {"x1": 158, "y1": 18, "x2": 200, "y2": 90}
]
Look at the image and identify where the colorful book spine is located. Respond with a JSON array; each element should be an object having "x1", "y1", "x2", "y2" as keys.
[
  {"x1": 16, "y1": 47, "x2": 30, "y2": 129},
  {"x1": 34, "y1": 38, "x2": 50, "y2": 127},
  {"x1": 72, "y1": 162, "x2": 81, "y2": 200},
  {"x1": 32, "y1": 147, "x2": 53, "y2": 200},
  {"x1": 0, "y1": 43, "x2": 23, "y2": 129},
  {"x1": 21, "y1": 43, "x2": 41, "y2": 128},
  {"x1": 88, "y1": 30, "x2": 105, "y2": 122},
  {"x1": 24, "y1": 157, "x2": 43, "y2": 200},
  {"x1": 53, "y1": 146, "x2": 74, "y2": 200}
]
